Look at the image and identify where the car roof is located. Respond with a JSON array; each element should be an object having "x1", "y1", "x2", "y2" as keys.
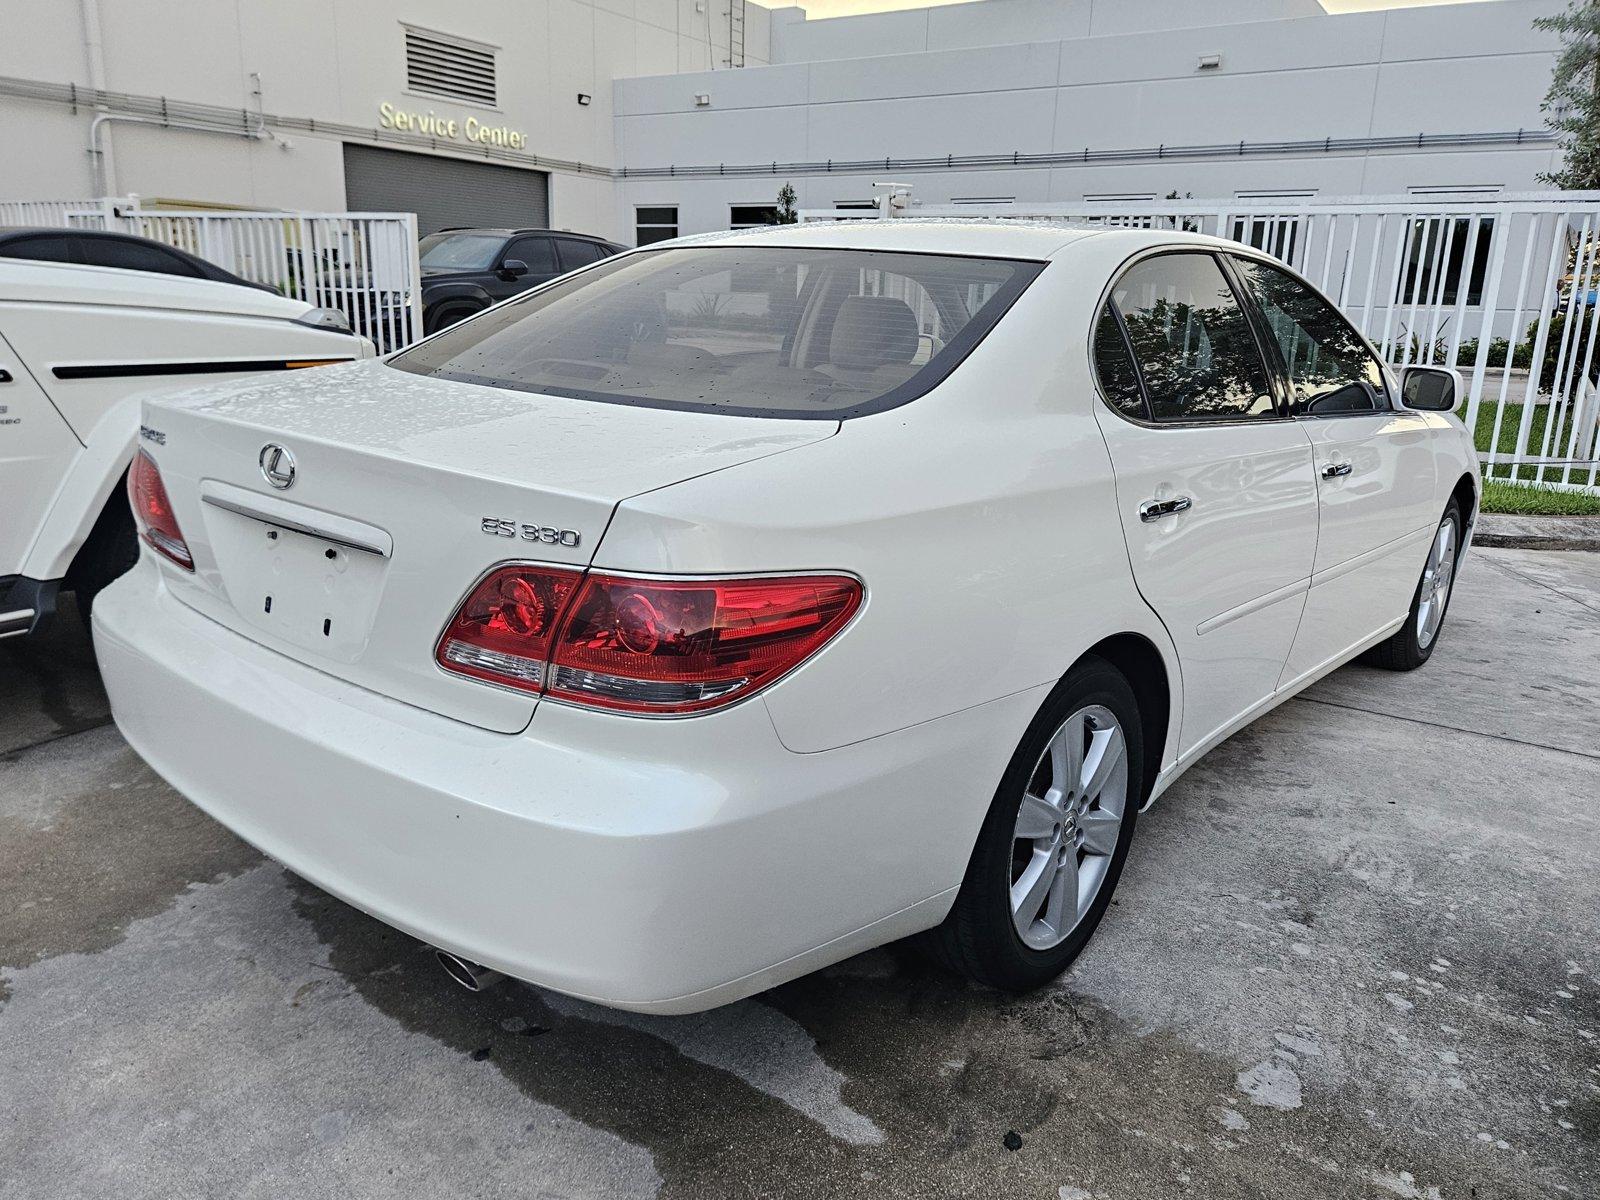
[
  {"x1": 652, "y1": 221, "x2": 1254, "y2": 263},
  {"x1": 0, "y1": 257, "x2": 310, "y2": 319},
  {"x1": 430, "y1": 227, "x2": 612, "y2": 240}
]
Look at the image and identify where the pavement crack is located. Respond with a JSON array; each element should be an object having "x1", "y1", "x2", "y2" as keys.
[{"x1": 1290, "y1": 695, "x2": 1600, "y2": 763}]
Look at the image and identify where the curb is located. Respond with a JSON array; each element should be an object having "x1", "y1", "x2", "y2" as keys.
[{"x1": 1475, "y1": 513, "x2": 1600, "y2": 553}]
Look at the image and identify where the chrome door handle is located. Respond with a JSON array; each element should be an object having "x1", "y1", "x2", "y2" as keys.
[
  {"x1": 1139, "y1": 496, "x2": 1192, "y2": 523},
  {"x1": 1322, "y1": 462, "x2": 1353, "y2": 478}
]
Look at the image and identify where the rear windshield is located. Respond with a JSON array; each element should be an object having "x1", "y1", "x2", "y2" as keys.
[{"x1": 389, "y1": 245, "x2": 1043, "y2": 418}]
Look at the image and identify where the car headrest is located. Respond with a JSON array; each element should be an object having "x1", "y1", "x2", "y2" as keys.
[{"x1": 828, "y1": 296, "x2": 919, "y2": 371}]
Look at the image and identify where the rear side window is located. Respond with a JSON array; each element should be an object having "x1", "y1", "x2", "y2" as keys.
[
  {"x1": 0, "y1": 234, "x2": 77, "y2": 264},
  {"x1": 391, "y1": 246, "x2": 1043, "y2": 418},
  {"x1": 77, "y1": 237, "x2": 203, "y2": 278},
  {"x1": 1111, "y1": 252, "x2": 1277, "y2": 423},
  {"x1": 1092, "y1": 304, "x2": 1147, "y2": 420},
  {"x1": 555, "y1": 238, "x2": 607, "y2": 270},
  {"x1": 1231, "y1": 256, "x2": 1386, "y2": 415}
]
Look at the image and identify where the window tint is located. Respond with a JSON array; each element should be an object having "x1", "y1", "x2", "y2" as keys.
[
  {"x1": 391, "y1": 246, "x2": 1041, "y2": 418},
  {"x1": 1111, "y1": 253, "x2": 1277, "y2": 422},
  {"x1": 555, "y1": 238, "x2": 607, "y2": 270},
  {"x1": 505, "y1": 237, "x2": 556, "y2": 274},
  {"x1": 78, "y1": 237, "x2": 202, "y2": 277},
  {"x1": 0, "y1": 234, "x2": 77, "y2": 264},
  {"x1": 1092, "y1": 304, "x2": 1147, "y2": 420},
  {"x1": 1233, "y1": 257, "x2": 1385, "y2": 415}
]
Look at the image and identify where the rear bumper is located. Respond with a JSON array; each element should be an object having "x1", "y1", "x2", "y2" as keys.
[{"x1": 94, "y1": 554, "x2": 1039, "y2": 1012}]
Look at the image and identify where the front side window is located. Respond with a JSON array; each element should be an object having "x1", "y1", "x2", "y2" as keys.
[
  {"x1": 505, "y1": 236, "x2": 557, "y2": 274},
  {"x1": 1233, "y1": 257, "x2": 1385, "y2": 415},
  {"x1": 1111, "y1": 253, "x2": 1277, "y2": 422},
  {"x1": 391, "y1": 246, "x2": 1042, "y2": 418}
]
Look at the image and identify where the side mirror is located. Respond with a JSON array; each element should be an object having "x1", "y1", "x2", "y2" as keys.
[
  {"x1": 498, "y1": 258, "x2": 529, "y2": 280},
  {"x1": 1399, "y1": 365, "x2": 1460, "y2": 412}
]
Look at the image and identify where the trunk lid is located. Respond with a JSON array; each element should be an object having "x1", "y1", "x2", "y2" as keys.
[{"x1": 145, "y1": 359, "x2": 835, "y2": 732}]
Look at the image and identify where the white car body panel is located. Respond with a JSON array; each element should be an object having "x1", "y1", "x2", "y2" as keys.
[
  {"x1": 93, "y1": 223, "x2": 1479, "y2": 1011},
  {"x1": 0, "y1": 258, "x2": 371, "y2": 621}
]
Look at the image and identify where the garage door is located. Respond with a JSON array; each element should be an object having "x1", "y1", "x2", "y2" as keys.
[{"x1": 342, "y1": 145, "x2": 549, "y2": 235}]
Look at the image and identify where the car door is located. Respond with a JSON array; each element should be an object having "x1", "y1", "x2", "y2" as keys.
[
  {"x1": 494, "y1": 236, "x2": 558, "y2": 300},
  {"x1": 1228, "y1": 255, "x2": 1440, "y2": 684},
  {"x1": 0, "y1": 327, "x2": 82, "y2": 577},
  {"x1": 1090, "y1": 250, "x2": 1320, "y2": 758}
]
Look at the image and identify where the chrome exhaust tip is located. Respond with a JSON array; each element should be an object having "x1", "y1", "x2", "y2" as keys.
[{"x1": 435, "y1": 950, "x2": 506, "y2": 993}]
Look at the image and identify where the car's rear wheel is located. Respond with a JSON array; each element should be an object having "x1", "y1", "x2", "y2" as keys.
[
  {"x1": 1362, "y1": 499, "x2": 1462, "y2": 671},
  {"x1": 926, "y1": 656, "x2": 1142, "y2": 991}
]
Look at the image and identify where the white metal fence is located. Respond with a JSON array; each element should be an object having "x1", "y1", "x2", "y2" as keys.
[
  {"x1": 805, "y1": 193, "x2": 1600, "y2": 495},
  {"x1": 0, "y1": 196, "x2": 421, "y2": 354}
]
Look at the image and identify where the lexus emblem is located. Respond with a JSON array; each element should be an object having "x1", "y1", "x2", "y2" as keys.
[{"x1": 259, "y1": 443, "x2": 297, "y2": 490}]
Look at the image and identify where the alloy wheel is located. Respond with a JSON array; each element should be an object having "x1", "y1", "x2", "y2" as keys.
[
  {"x1": 1009, "y1": 704, "x2": 1130, "y2": 951},
  {"x1": 1416, "y1": 516, "x2": 1459, "y2": 650}
]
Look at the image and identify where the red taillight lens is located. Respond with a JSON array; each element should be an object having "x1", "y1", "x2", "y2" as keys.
[
  {"x1": 547, "y1": 573, "x2": 862, "y2": 715},
  {"x1": 127, "y1": 449, "x2": 193, "y2": 570},
  {"x1": 435, "y1": 565, "x2": 581, "y2": 693},
  {"x1": 435, "y1": 567, "x2": 862, "y2": 715}
]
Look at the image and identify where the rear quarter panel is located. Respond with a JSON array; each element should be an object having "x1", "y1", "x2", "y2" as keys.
[{"x1": 595, "y1": 252, "x2": 1182, "y2": 758}]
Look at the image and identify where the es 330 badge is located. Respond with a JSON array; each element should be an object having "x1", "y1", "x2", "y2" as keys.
[{"x1": 481, "y1": 517, "x2": 581, "y2": 548}]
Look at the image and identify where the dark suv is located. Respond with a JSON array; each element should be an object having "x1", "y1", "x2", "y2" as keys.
[{"x1": 419, "y1": 228, "x2": 625, "y2": 333}]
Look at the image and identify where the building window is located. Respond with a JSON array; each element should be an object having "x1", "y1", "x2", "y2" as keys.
[
  {"x1": 730, "y1": 205, "x2": 779, "y2": 229},
  {"x1": 834, "y1": 201, "x2": 877, "y2": 211},
  {"x1": 404, "y1": 26, "x2": 497, "y2": 107},
  {"x1": 1398, "y1": 216, "x2": 1495, "y2": 307},
  {"x1": 636, "y1": 206, "x2": 679, "y2": 246},
  {"x1": 951, "y1": 197, "x2": 1015, "y2": 206}
]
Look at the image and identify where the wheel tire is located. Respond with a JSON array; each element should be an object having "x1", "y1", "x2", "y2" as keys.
[
  {"x1": 424, "y1": 302, "x2": 480, "y2": 335},
  {"x1": 924, "y1": 655, "x2": 1144, "y2": 992},
  {"x1": 69, "y1": 488, "x2": 139, "y2": 624},
  {"x1": 1361, "y1": 498, "x2": 1463, "y2": 672}
]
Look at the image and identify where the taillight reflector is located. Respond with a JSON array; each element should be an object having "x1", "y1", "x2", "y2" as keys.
[
  {"x1": 435, "y1": 569, "x2": 862, "y2": 715},
  {"x1": 127, "y1": 449, "x2": 193, "y2": 570},
  {"x1": 435, "y1": 565, "x2": 581, "y2": 694}
]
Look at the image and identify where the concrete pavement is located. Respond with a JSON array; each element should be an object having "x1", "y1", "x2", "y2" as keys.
[{"x1": 1, "y1": 547, "x2": 1596, "y2": 1199}]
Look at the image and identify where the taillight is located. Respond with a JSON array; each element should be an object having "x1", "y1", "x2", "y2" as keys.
[
  {"x1": 127, "y1": 449, "x2": 193, "y2": 570},
  {"x1": 435, "y1": 565, "x2": 581, "y2": 693},
  {"x1": 435, "y1": 568, "x2": 862, "y2": 715}
]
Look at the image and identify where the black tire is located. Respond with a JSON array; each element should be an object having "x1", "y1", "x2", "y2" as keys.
[
  {"x1": 924, "y1": 655, "x2": 1144, "y2": 992},
  {"x1": 424, "y1": 302, "x2": 481, "y2": 335},
  {"x1": 69, "y1": 485, "x2": 139, "y2": 624},
  {"x1": 1361, "y1": 498, "x2": 1463, "y2": 672}
]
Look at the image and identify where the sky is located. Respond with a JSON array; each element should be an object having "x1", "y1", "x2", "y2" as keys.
[{"x1": 764, "y1": 0, "x2": 1506, "y2": 23}]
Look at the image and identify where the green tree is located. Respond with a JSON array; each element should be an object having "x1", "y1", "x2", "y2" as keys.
[
  {"x1": 775, "y1": 182, "x2": 799, "y2": 224},
  {"x1": 1537, "y1": 1, "x2": 1600, "y2": 189}
]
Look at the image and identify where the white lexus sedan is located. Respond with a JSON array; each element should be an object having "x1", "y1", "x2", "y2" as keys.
[{"x1": 93, "y1": 222, "x2": 1477, "y2": 1012}]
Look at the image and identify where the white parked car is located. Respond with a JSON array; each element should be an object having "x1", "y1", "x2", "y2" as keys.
[
  {"x1": 93, "y1": 223, "x2": 1477, "y2": 1012},
  {"x1": 0, "y1": 258, "x2": 372, "y2": 638}
]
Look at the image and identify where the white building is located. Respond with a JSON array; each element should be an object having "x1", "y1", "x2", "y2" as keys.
[{"x1": 0, "y1": 0, "x2": 1569, "y2": 244}]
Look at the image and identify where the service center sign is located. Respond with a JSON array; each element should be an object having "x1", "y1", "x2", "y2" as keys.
[{"x1": 379, "y1": 102, "x2": 527, "y2": 149}]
